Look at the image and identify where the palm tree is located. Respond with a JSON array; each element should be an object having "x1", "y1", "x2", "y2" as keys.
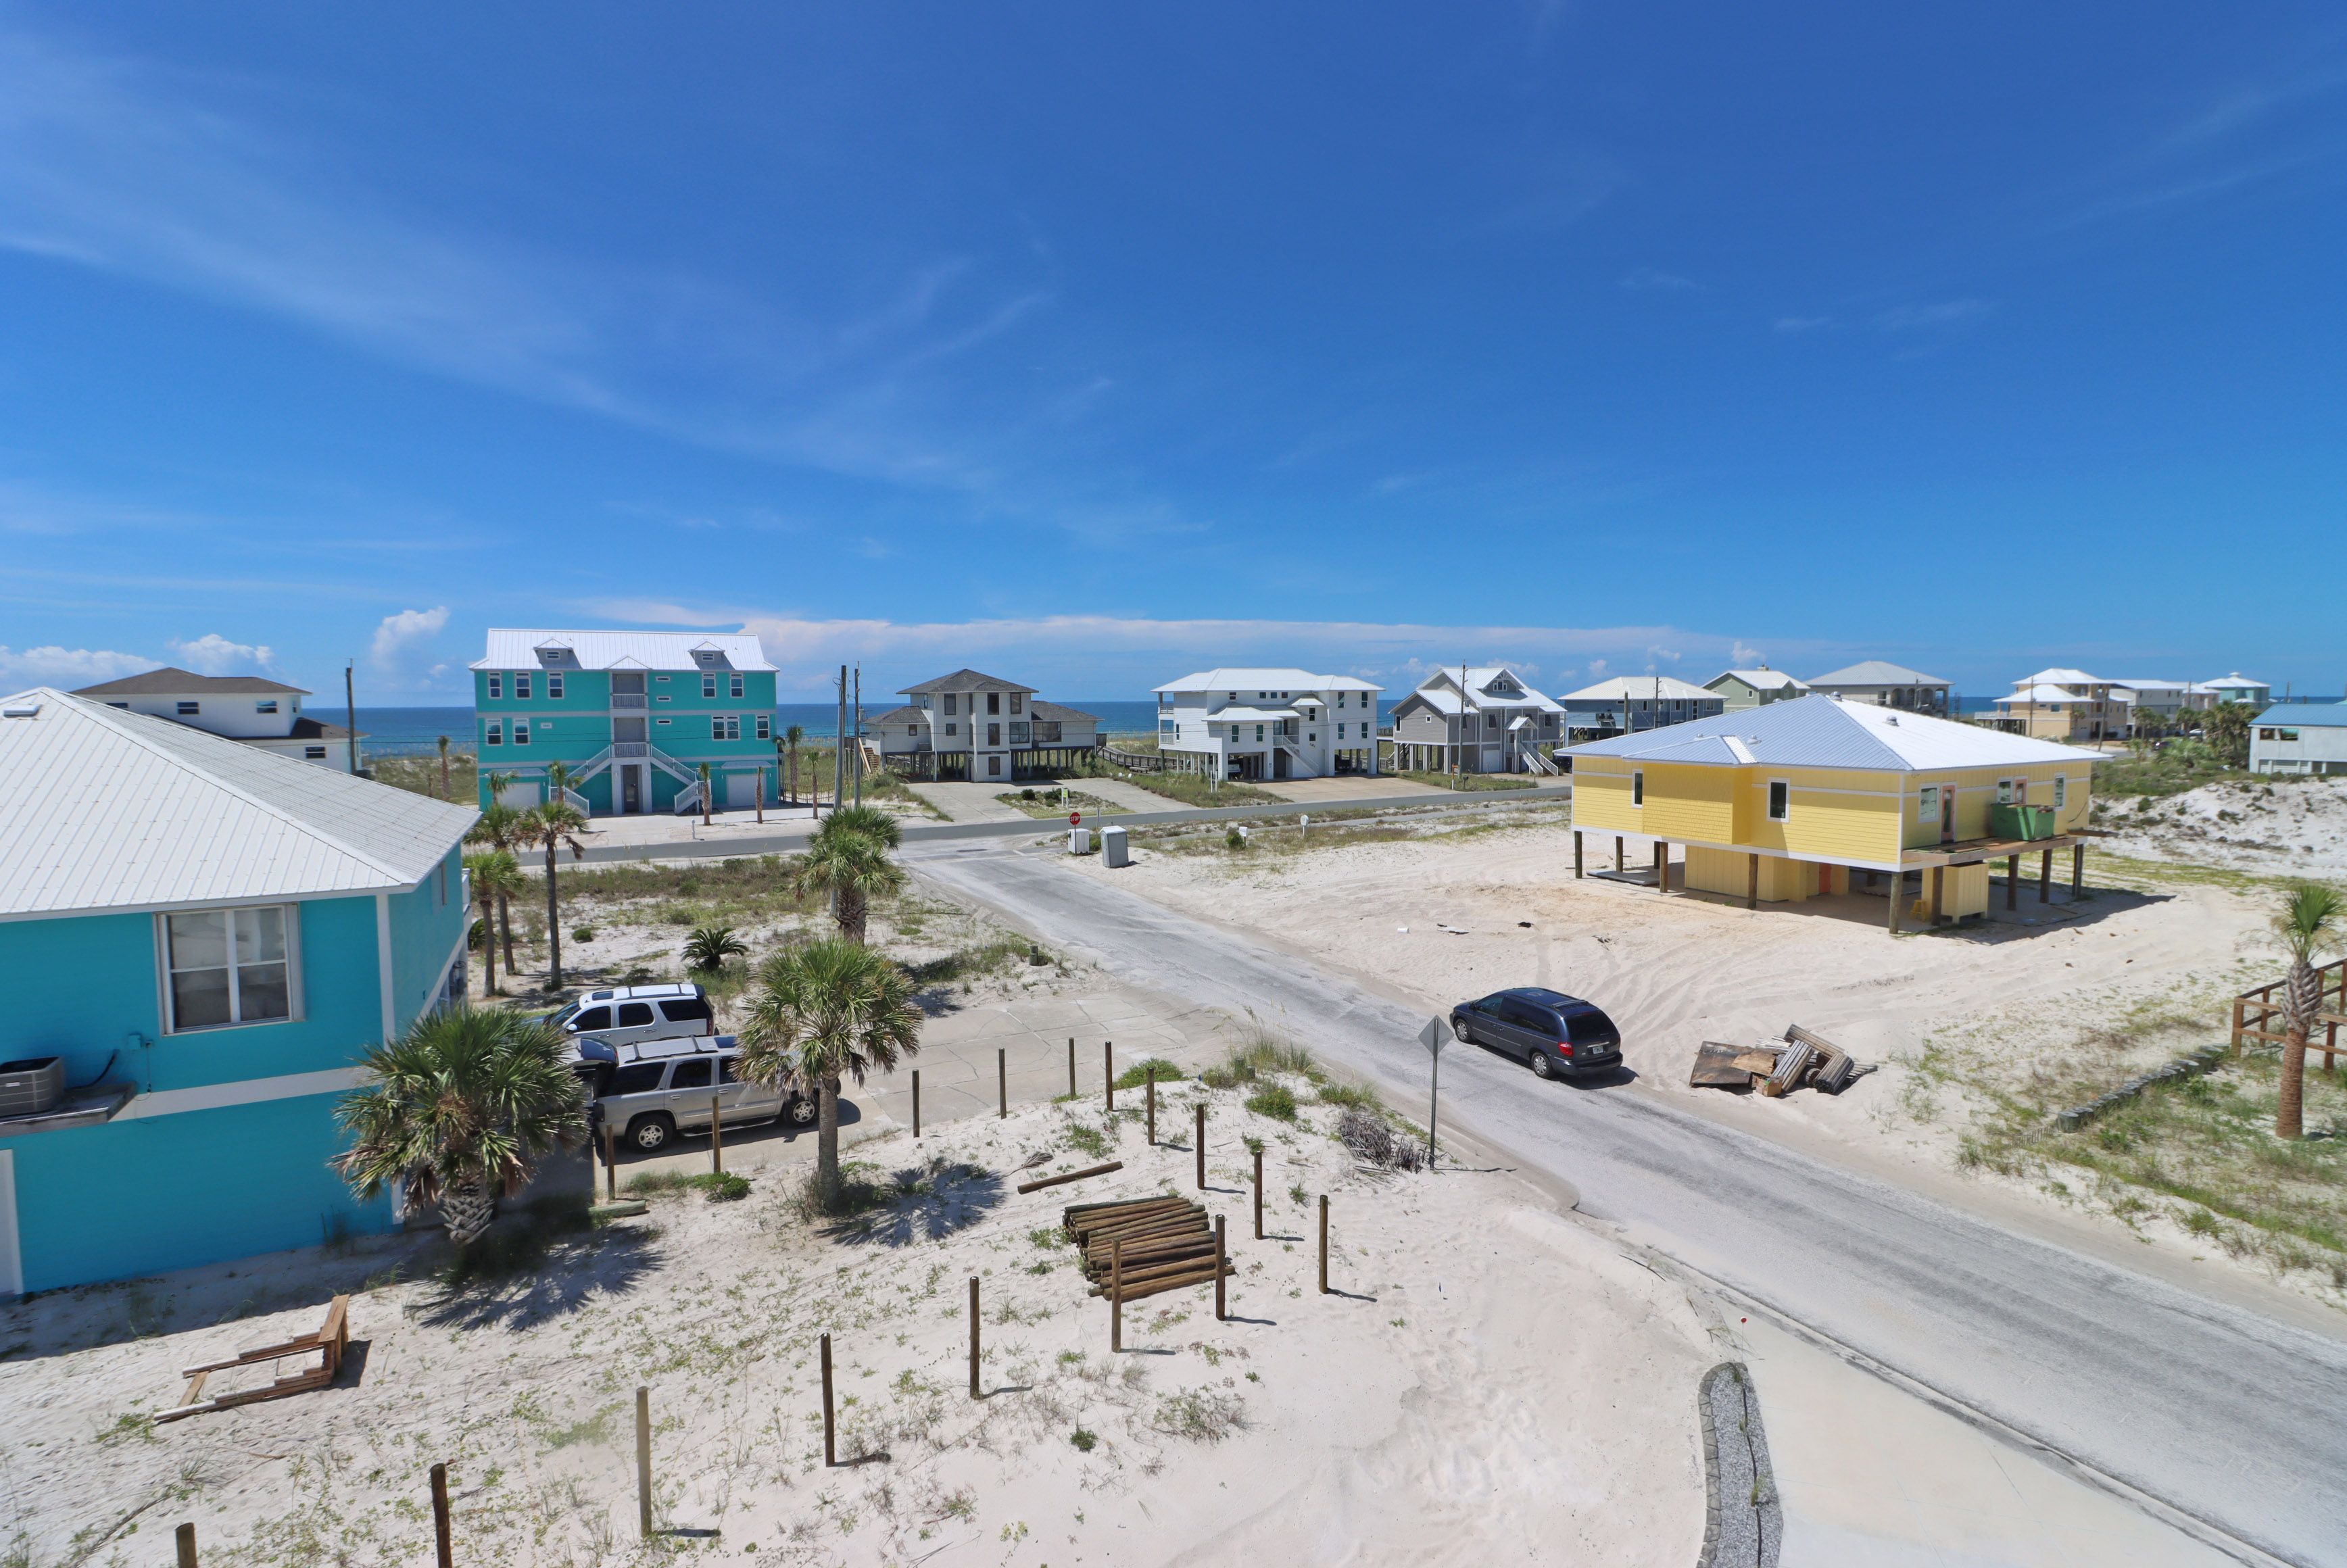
[
  {"x1": 468, "y1": 798, "x2": 526, "y2": 975},
  {"x1": 698, "y1": 761, "x2": 713, "y2": 826},
  {"x1": 516, "y1": 800, "x2": 590, "y2": 988},
  {"x1": 437, "y1": 735, "x2": 452, "y2": 800},
  {"x1": 333, "y1": 1006, "x2": 587, "y2": 1248},
  {"x1": 735, "y1": 939, "x2": 921, "y2": 1210},
  {"x1": 786, "y1": 807, "x2": 906, "y2": 944},
  {"x1": 2272, "y1": 883, "x2": 2342, "y2": 1140},
  {"x1": 464, "y1": 850, "x2": 525, "y2": 995},
  {"x1": 784, "y1": 724, "x2": 805, "y2": 806},
  {"x1": 683, "y1": 924, "x2": 748, "y2": 974}
]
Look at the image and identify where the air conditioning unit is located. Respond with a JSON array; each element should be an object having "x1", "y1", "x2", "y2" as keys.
[{"x1": 0, "y1": 1056, "x2": 65, "y2": 1117}]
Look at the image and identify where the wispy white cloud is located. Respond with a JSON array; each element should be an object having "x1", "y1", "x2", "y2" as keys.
[
  {"x1": 0, "y1": 642, "x2": 153, "y2": 687},
  {"x1": 1620, "y1": 267, "x2": 1699, "y2": 292},
  {"x1": 574, "y1": 604, "x2": 1846, "y2": 699},
  {"x1": 167, "y1": 633, "x2": 274, "y2": 675},
  {"x1": 1772, "y1": 316, "x2": 1833, "y2": 334},
  {"x1": 369, "y1": 606, "x2": 450, "y2": 687},
  {"x1": 1874, "y1": 298, "x2": 1993, "y2": 332},
  {"x1": 1731, "y1": 641, "x2": 1763, "y2": 667}
]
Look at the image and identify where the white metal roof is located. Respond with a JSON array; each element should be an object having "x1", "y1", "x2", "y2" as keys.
[
  {"x1": 1155, "y1": 668, "x2": 1381, "y2": 694},
  {"x1": 2016, "y1": 666, "x2": 2102, "y2": 688},
  {"x1": 1564, "y1": 693, "x2": 2102, "y2": 773},
  {"x1": 0, "y1": 689, "x2": 478, "y2": 920},
  {"x1": 1563, "y1": 675, "x2": 1718, "y2": 702},
  {"x1": 1196, "y1": 705, "x2": 1303, "y2": 722},
  {"x1": 473, "y1": 629, "x2": 775, "y2": 672},
  {"x1": 1406, "y1": 665, "x2": 1564, "y2": 712},
  {"x1": 2201, "y1": 673, "x2": 2268, "y2": 690},
  {"x1": 1998, "y1": 684, "x2": 2091, "y2": 705},
  {"x1": 1806, "y1": 660, "x2": 1950, "y2": 689},
  {"x1": 1708, "y1": 668, "x2": 1808, "y2": 691}
]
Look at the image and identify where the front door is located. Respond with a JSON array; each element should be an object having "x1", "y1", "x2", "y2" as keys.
[
  {"x1": 1274, "y1": 748, "x2": 1290, "y2": 780},
  {"x1": 1940, "y1": 786, "x2": 1956, "y2": 844},
  {"x1": 622, "y1": 765, "x2": 643, "y2": 814}
]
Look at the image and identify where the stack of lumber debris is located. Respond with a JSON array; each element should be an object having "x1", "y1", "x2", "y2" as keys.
[
  {"x1": 1689, "y1": 1025, "x2": 1861, "y2": 1097},
  {"x1": 1065, "y1": 1195, "x2": 1232, "y2": 1303},
  {"x1": 159, "y1": 1294, "x2": 351, "y2": 1423}
]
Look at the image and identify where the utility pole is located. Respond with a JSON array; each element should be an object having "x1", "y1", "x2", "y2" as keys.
[
  {"x1": 832, "y1": 664, "x2": 846, "y2": 812},
  {"x1": 343, "y1": 662, "x2": 360, "y2": 775},
  {"x1": 852, "y1": 665, "x2": 863, "y2": 807}
]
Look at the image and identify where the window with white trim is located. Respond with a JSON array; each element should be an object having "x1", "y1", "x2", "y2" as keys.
[
  {"x1": 256, "y1": 699, "x2": 278, "y2": 714},
  {"x1": 514, "y1": 672, "x2": 531, "y2": 700},
  {"x1": 754, "y1": 714, "x2": 771, "y2": 739},
  {"x1": 1918, "y1": 785, "x2": 1939, "y2": 819},
  {"x1": 487, "y1": 674, "x2": 502, "y2": 699},
  {"x1": 512, "y1": 720, "x2": 532, "y2": 745},
  {"x1": 485, "y1": 720, "x2": 504, "y2": 745},
  {"x1": 164, "y1": 906, "x2": 293, "y2": 1030},
  {"x1": 729, "y1": 673, "x2": 744, "y2": 699},
  {"x1": 304, "y1": 745, "x2": 327, "y2": 760},
  {"x1": 702, "y1": 672, "x2": 717, "y2": 697},
  {"x1": 437, "y1": 860, "x2": 448, "y2": 906},
  {"x1": 2054, "y1": 775, "x2": 2068, "y2": 810},
  {"x1": 712, "y1": 715, "x2": 740, "y2": 741},
  {"x1": 548, "y1": 674, "x2": 564, "y2": 700},
  {"x1": 1768, "y1": 780, "x2": 1789, "y2": 821}
]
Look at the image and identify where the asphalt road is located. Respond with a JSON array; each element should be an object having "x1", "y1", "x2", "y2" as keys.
[{"x1": 907, "y1": 839, "x2": 2347, "y2": 1568}]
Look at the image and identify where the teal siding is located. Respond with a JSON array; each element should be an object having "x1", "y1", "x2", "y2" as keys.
[
  {"x1": 473, "y1": 662, "x2": 779, "y2": 814},
  {"x1": 385, "y1": 847, "x2": 466, "y2": 1034},
  {"x1": 6, "y1": 1093, "x2": 394, "y2": 1294}
]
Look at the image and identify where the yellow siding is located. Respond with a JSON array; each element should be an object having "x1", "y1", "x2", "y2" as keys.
[
  {"x1": 1898, "y1": 764, "x2": 2096, "y2": 848},
  {"x1": 1570, "y1": 760, "x2": 1640, "y2": 833},
  {"x1": 1641, "y1": 764, "x2": 1735, "y2": 843}
]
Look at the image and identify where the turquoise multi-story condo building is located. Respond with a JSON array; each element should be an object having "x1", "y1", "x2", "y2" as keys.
[
  {"x1": 0, "y1": 687, "x2": 474, "y2": 1295},
  {"x1": 473, "y1": 630, "x2": 781, "y2": 816}
]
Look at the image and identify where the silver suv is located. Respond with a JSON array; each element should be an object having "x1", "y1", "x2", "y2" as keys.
[
  {"x1": 577, "y1": 1035, "x2": 815, "y2": 1153},
  {"x1": 548, "y1": 984, "x2": 715, "y2": 1051}
]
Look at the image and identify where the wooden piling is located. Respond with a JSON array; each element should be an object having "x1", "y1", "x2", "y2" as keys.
[
  {"x1": 1110, "y1": 1240, "x2": 1123, "y2": 1352},
  {"x1": 1104, "y1": 1042, "x2": 1114, "y2": 1112},
  {"x1": 968, "y1": 1277, "x2": 981, "y2": 1398},
  {"x1": 1146, "y1": 1073, "x2": 1156, "y2": 1144},
  {"x1": 1068, "y1": 1037, "x2": 1077, "y2": 1097},
  {"x1": 1214, "y1": 1215, "x2": 1227, "y2": 1321},
  {"x1": 431, "y1": 1463, "x2": 454, "y2": 1568},
  {"x1": 1574, "y1": 829, "x2": 1583, "y2": 879},
  {"x1": 1614, "y1": 835, "x2": 1624, "y2": 873},
  {"x1": 1746, "y1": 852, "x2": 1759, "y2": 911},
  {"x1": 911, "y1": 1069, "x2": 921, "y2": 1139},
  {"x1": 820, "y1": 1336, "x2": 836, "y2": 1467},
  {"x1": 2071, "y1": 843, "x2": 2084, "y2": 898},
  {"x1": 1317, "y1": 1195, "x2": 1329, "y2": 1294},
  {"x1": 1253, "y1": 1146, "x2": 1263, "y2": 1239},
  {"x1": 635, "y1": 1386, "x2": 653, "y2": 1537},
  {"x1": 176, "y1": 1523, "x2": 197, "y2": 1568},
  {"x1": 1887, "y1": 871, "x2": 1902, "y2": 934},
  {"x1": 1929, "y1": 866, "x2": 1945, "y2": 925},
  {"x1": 998, "y1": 1048, "x2": 1007, "y2": 1118},
  {"x1": 602, "y1": 1125, "x2": 617, "y2": 1203},
  {"x1": 1194, "y1": 1103, "x2": 1206, "y2": 1189},
  {"x1": 2007, "y1": 853, "x2": 2019, "y2": 911},
  {"x1": 2039, "y1": 848, "x2": 2052, "y2": 904},
  {"x1": 709, "y1": 1096, "x2": 723, "y2": 1174}
]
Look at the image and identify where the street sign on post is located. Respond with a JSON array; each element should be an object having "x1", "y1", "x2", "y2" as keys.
[
  {"x1": 1416, "y1": 1016, "x2": 1448, "y2": 1173},
  {"x1": 1069, "y1": 811, "x2": 1081, "y2": 826}
]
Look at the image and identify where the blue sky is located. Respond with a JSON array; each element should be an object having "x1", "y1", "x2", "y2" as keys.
[{"x1": 2, "y1": 3, "x2": 2342, "y2": 703}]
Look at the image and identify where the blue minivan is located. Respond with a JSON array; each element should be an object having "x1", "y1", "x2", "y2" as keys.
[{"x1": 1449, "y1": 987, "x2": 1624, "y2": 1080}]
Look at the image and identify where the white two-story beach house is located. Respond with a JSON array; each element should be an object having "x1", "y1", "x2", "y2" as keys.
[
  {"x1": 72, "y1": 668, "x2": 363, "y2": 772},
  {"x1": 1153, "y1": 668, "x2": 1382, "y2": 782}
]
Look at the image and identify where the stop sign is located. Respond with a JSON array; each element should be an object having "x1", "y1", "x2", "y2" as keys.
[{"x1": 1069, "y1": 811, "x2": 1082, "y2": 826}]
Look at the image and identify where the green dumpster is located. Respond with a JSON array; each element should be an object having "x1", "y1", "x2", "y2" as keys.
[{"x1": 1989, "y1": 802, "x2": 2056, "y2": 841}]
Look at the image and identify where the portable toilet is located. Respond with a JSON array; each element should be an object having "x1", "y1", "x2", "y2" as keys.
[{"x1": 1100, "y1": 824, "x2": 1129, "y2": 868}]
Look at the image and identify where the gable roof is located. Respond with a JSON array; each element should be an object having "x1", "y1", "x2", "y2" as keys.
[
  {"x1": 1563, "y1": 675, "x2": 1717, "y2": 702},
  {"x1": 1806, "y1": 660, "x2": 1950, "y2": 689},
  {"x1": 0, "y1": 689, "x2": 477, "y2": 919},
  {"x1": 73, "y1": 666, "x2": 309, "y2": 697},
  {"x1": 2254, "y1": 704, "x2": 2347, "y2": 729},
  {"x1": 900, "y1": 668, "x2": 1036, "y2": 696},
  {"x1": 1998, "y1": 684, "x2": 2092, "y2": 705},
  {"x1": 1031, "y1": 700, "x2": 1099, "y2": 723},
  {"x1": 1707, "y1": 669, "x2": 1808, "y2": 692},
  {"x1": 1154, "y1": 668, "x2": 1380, "y2": 694},
  {"x1": 473, "y1": 629, "x2": 774, "y2": 672},
  {"x1": 2017, "y1": 667, "x2": 2103, "y2": 687},
  {"x1": 1407, "y1": 665, "x2": 1562, "y2": 711},
  {"x1": 2202, "y1": 673, "x2": 2268, "y2": 690},
  {"x1": 1562, "y1": 693, "x2": 2101, "y2": 772}
]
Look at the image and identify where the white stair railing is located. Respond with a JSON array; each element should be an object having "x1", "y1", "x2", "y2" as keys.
[
  {"x1": 673, "y1": 779, "x2": 703, "y2": 815},
  {"x1": 645, "y1": 745, "x2": 700, "y2": 785}
]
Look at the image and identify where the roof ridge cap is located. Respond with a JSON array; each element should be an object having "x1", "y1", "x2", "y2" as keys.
[{"x1": 55, "y1": 693, "x2": 421, "y2": 884}]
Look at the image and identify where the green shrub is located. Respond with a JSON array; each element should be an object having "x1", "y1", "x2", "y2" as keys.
[
  {"x1": 1317, "y1": 1081, "x2": 1382, "y2": 1111},
  {"x1": 1225, "y1": 827, "x2": 1249, "y2": 851},
  {"x1": 683, "y1": 923, "x2": 750, "y2": 973},
  {"x1": 698, "y1": 1172, "x2": 750, "y2": 1203},
  {"x1": 1069, "y1": 1428, "x2": 1098, "y2": 1452},
  {"x1": 1244, "y1": 1084, "x2": 1299, "y2": 1122},
  {"x1": 1065, "y1": 1121, "x2": 1113, "y2": 1158},
  {"x1": 571, "y1": 925, "x2": 595, "y2": 944},
  {"x1": 1114, "y1": 1057, "x2": 1186, "y2": 1089}
]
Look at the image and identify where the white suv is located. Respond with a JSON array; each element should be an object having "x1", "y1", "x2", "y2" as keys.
[
  {"x1": 548, "y1": 983, "x2": 715, "y2": 1050},
  {"x1": 577, "y1": 1035, "x2": 815, "y2": 1153}
]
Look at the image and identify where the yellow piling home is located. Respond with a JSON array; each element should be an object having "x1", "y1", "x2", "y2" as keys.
[{"x1": 1562, "y1": 694, "x2": 2102, "y2": 933}]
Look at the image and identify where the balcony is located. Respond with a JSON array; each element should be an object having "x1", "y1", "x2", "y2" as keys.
[{"x1": 612, "y1": 695, "x2": 646, "y2": 710}]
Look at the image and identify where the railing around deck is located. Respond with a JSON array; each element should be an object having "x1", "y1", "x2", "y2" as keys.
[{"x1": 2231, "y1": 956, "x2": 2346, "y2": 1069}]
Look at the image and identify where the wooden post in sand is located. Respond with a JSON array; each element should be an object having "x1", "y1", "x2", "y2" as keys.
[
  {"x1": 1614, "y1": 835, "x2": 1624, "y2": 873},
  {"x1": 603, "y1": 1125, "x2": 617, "y2": 1202},
  {"x1": 176, "y1": 1525, "x2": 197, "y2": 1568},
  {"x1": 968, "y1": 1277, "x2": 982, "y2": 1398},
  {"x1": 1253, "y1": 1146, "x2": 1264, "y2": 1239},
  {"x1": 1215, "y1": 1215, "x2": 1228, "y2": 1321},
  {"x1": 1573, "y1": 830, "x2": 1583, "y2": 879},
  {"x1": 2039, "y1": 848, "x2": 2052, "y2": 904},
  {"x1": 1104, "y1": 1042, "x2": 1114, "y2": 1112},
  {"x1": 1194, "y1": 1103, "x2": 1206, "y2": 1189},
  {"x1": 820, "y1": 1336, "x2": 836, "y2": 1467},
  {"x1": 710, "y1": 1096, "x2": 723, "y2": 1174},
  {"x1": 1746, "y1": 852, "x2": 1759, "y2": 910},
  {"x1": 998, "y1": 1048, "x2": 1007, "y2": 1118},
  {"x1": 1068, "y1": 1037, "x2": 1077, "y2": 1097},
  {"x1": 431, "y1": 1463, "x2": 454, "y2": 1568},
  {"x1": 2007, "y1": 853, "x2": 2019, "y2": 911},
  {"x1": 2071, "y1": 843, "x2": 2085, "y2": 898},
  {"x1": 1110, "y1": 1240, "x2": 1123, "y2": 1352},
  {"x1": 1317, "y1": 1195, "x2": 1330, "y2": 1294},
  {"x1": 1146, "y1": 1074, "x2": 1157, "y2": 1144},
  {"x1": 635, "y1": 1387, "x2": 653, "y2": 1536}
]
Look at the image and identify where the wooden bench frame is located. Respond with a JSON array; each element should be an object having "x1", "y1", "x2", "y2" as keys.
[{"x1": 157, "y1": 1295, "x2": 350, "y2": 1423}]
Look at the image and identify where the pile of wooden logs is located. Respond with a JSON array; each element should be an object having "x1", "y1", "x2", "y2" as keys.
[
  {"x1": 1689, "y1": 1024, "x2": 1859, "y2": 1097},
  {"x1": 1065, "y1": 1195, "x2": 1231, "y2": 1303}
]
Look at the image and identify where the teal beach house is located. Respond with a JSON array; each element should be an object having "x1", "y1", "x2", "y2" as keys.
[
  {"x1": 473, "y1": 630, "x2": 780, "y2": 816},
  {"x1": 0, "y1": 689, "x2": 475, "y2": 1296}
]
